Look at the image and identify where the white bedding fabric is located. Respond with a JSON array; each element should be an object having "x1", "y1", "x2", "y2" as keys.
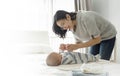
[
  {"x1": 38, "y1": 54, "x2": 120, "y2": 76},
  {"x1": 13, "y1": 53, "x2": 120, "y2": 76}
]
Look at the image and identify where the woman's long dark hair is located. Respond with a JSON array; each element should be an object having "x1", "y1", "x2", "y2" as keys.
[{"x1": 52, "y1": 10, "x2": 77, "y2": 38}]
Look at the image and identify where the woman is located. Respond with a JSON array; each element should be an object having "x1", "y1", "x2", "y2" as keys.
[{"x1": 52, "y1": 10, "x2": 117, "y2": 60}]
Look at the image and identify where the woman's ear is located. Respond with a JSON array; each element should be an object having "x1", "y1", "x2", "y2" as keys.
[{"x1": 66, "y1": 14, "x2": 71, "y2": 20}]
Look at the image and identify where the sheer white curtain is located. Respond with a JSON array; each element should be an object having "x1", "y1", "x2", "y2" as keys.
[{"x1": 74, "y1": 0, "x2": 93, "y2": 11}]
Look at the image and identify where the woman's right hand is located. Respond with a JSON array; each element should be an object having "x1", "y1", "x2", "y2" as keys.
[{"x1": 59, "y1": 44, "x2": 66, "y2": 51}]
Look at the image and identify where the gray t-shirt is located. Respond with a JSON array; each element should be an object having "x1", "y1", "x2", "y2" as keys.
[{"x1": 73, "y1": 11, "x2": 117, "y2": 42}]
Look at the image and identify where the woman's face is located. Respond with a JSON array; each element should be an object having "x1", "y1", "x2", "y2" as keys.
[{"x1": 56, "y1": 14, "x2": 73, "y2": 30}]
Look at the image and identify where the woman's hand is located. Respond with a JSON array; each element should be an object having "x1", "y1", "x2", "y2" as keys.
[
  {"x1": 66, "y1": 44, "x2": 80, "y2": 51},
  {"x1": 59, "y1": 43, "x2": 80, "y2": 52},
  {"x1": 59, "y1": 44, "x2": 67, "y2": 51}
]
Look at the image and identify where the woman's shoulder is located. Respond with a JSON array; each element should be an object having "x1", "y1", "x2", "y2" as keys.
[
  {"x1": 78, "y1": 11, "x2": 102, "y2": 20},
  {"x1": 77, "y1": 10, "x2": 98, "y2": 16},
  {"x1": 76, "y1": 10, "x2": 95, "y2": 20}
]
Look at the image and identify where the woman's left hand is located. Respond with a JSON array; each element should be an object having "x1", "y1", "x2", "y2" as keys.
[{"x1": 66, "y1": 44, "x2": 80, "y2": 51}]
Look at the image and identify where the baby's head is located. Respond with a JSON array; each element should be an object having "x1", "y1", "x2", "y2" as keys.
[{"x1": 46, "y1": 52, "x2": 62, "y2": 66}]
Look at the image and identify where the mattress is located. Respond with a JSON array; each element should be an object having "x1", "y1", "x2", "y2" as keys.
[
  {"x1": 38, "y1": 54, "x2": 120, "y2": 76},
  {"x1": 16, "y1": 53, "x2": 120, "y2": 76}
]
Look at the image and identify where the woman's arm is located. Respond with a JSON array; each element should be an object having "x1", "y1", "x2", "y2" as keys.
[
  {"x1": 66, "y1": 36, "x2": 101, "y2": 51},
  {"x1": 77, "y1": 36, "x2": 101, "y2": 48}
]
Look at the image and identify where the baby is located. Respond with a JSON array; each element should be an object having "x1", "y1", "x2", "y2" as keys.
[{"x1": 46, "y1": 52, "x2": 100, "y2": 66}]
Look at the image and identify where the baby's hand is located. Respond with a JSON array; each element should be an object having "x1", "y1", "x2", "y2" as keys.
[{"x1": 59, "y1": 44, "x2": 67, "y2": 51}]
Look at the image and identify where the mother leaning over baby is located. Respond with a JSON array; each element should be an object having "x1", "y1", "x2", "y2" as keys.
[{"x1": 52, "y1": 10, "x2": 117, "y2": 60}]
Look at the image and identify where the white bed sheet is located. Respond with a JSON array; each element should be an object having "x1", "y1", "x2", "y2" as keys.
[
  {"x1": 38, "y1": 54, "x2": 120, "y2": 76},
  {"x1": 15, "y1": 53, "x2": 120, "y2": 76}
]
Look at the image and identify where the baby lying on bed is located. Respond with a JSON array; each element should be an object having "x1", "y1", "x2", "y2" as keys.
[{"x1": 46, "y1": 52, "x2": 100, "y2": 66}]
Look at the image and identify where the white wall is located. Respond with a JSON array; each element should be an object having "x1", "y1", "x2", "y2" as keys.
[
  {"x1": 92, "y1": 0, "x2": 110, "y2": 19},
  {"x1": 92, "y1": 0, "x2": 120, "y2": 63}
]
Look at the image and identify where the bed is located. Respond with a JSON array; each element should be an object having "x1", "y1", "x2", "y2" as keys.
[
  {"x1": 16, "y1": 31, "x2": 120, "y2": 76},
  {"x1": 18, "y1": 53, "x2": 120, "y2": 76}
]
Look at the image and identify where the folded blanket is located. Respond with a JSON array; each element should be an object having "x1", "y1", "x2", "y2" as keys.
[{"x1": 80, "y1": 63, "x2": 104, "y2": 74}]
